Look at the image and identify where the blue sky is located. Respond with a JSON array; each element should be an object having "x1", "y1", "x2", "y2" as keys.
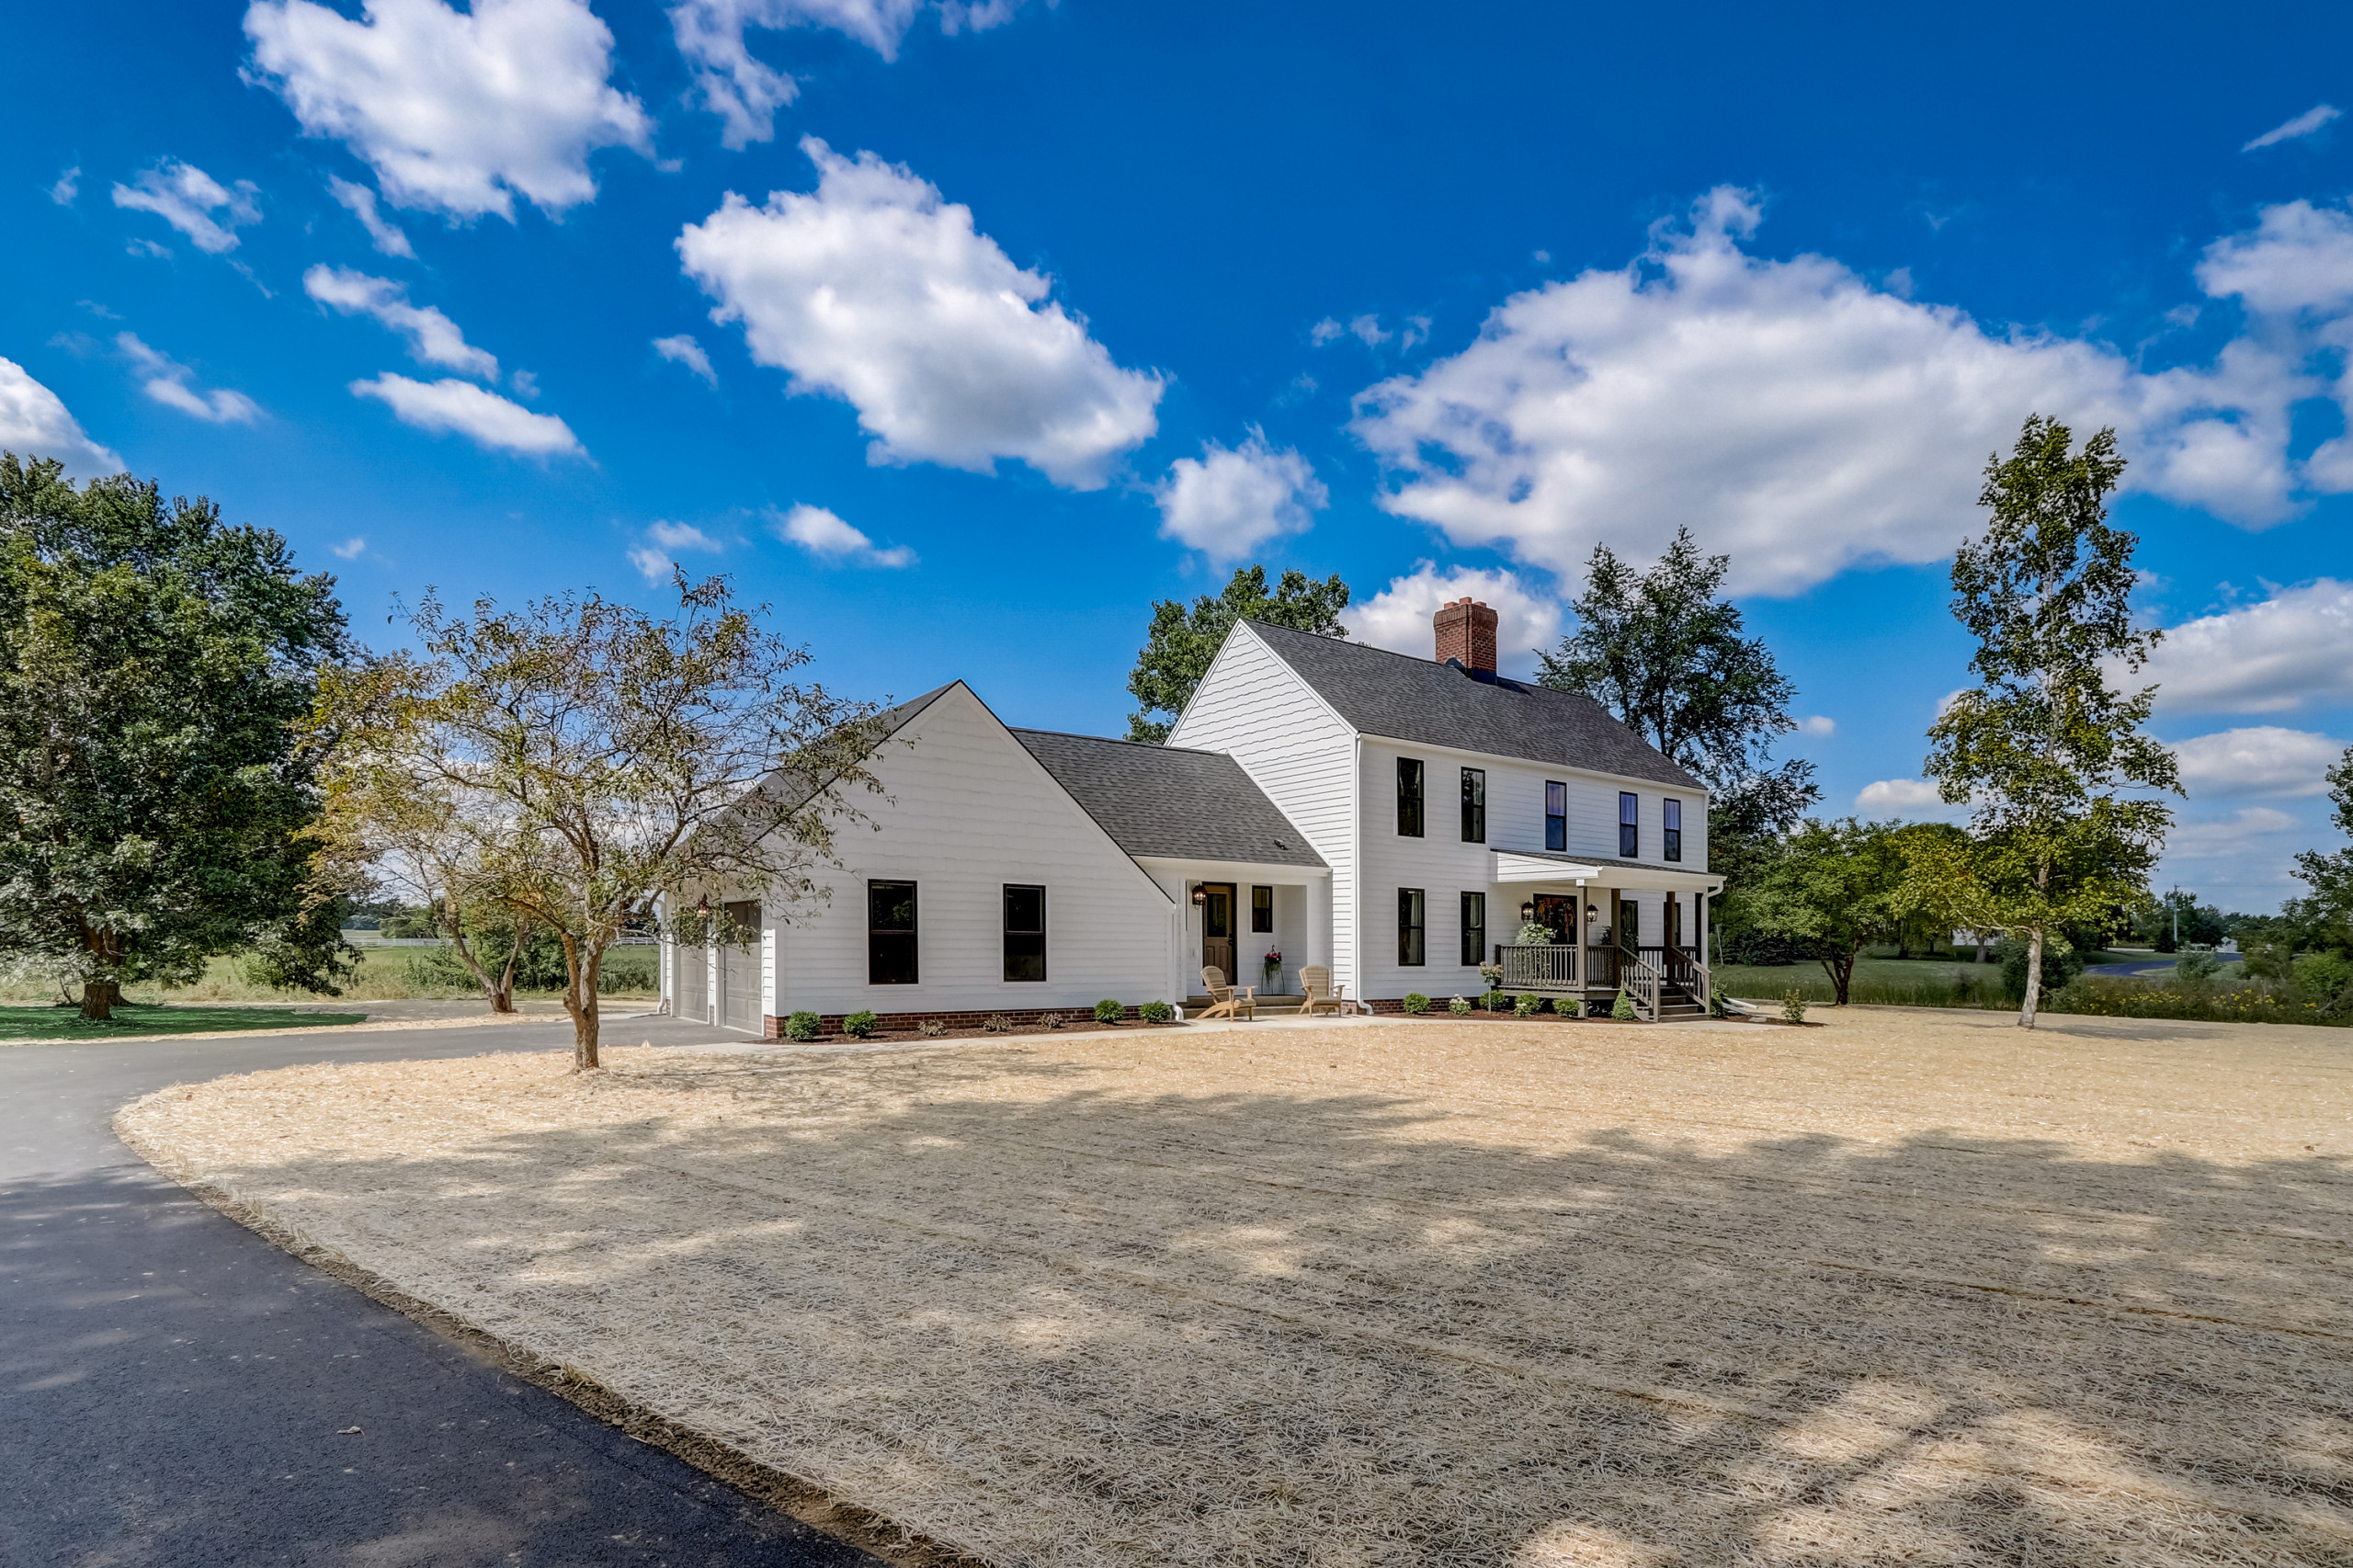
[{"x1": 5, "y1": 0, "x2": 2351, "y2": 913}]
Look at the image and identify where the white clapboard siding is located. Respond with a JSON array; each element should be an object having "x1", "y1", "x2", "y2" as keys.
[
  {"x1": 1168, "y1": 624, "x2": 1361, "y2": 992},
  {"x1": 764, "y1": 684, "x2": 1175, "y2": 1019}
]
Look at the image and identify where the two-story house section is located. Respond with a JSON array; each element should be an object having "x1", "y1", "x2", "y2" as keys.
[{"x1": 1169, "y1": 599, "x2": 1723, "y2": 1017}]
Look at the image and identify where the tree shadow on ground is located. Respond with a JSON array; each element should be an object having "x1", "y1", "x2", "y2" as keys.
[{"x1": 114, "y1": 1046, "x2": 2353, "y2": 1567}]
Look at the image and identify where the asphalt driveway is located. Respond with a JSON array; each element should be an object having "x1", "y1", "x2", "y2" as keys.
[{"x1": 1, "y1": 1016, "x2": 882, "y2": 1568}]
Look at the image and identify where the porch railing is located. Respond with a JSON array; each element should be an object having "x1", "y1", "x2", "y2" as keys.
[
  {"x1": 1620, "y1": 948, "x2": 1664, "y2": 1020},
  {"x1": 1498, "y1": 942, "x2": 1579, "y2": 995},
  {"x1": 1496, "y1": 943, "x2": 1710, "y2": 1017}
]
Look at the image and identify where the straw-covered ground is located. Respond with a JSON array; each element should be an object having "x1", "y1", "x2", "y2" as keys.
[{"x1": 119, "y1": 1010, "x2": 2353, "y2": 1567}]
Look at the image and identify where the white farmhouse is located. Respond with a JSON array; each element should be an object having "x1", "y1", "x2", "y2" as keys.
[{"x1": 662, "y1": 599, "x2": 1721, "y2": 1033}]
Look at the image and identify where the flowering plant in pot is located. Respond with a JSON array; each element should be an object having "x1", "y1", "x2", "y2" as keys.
[{"x1": 1261, "y1": 949, "x2": 1282, "y2": 989}]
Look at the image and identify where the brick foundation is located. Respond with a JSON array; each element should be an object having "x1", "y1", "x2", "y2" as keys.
[{"x1": 761, "y1": 1004, "x2": 1146, "y2": 1040}]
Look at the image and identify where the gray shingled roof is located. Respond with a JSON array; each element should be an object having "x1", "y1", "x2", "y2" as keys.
[
  {"x1": 1241, "y1": 621, "x2": 1704, "y2": 791},
  {"x1": 1012, "y1": 729, "x2": 1327, "y2": 869}
]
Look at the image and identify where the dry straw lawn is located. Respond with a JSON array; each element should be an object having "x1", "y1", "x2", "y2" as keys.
[{"x1": 119, "y1": 1010, "x2": 2353, "y2": 1567}]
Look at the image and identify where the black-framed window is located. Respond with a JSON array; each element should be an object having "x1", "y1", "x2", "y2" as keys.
[
  {"x1": 1461, "y1": 767, "x2": 1485, "y2": 843},
  {"x1": 1398, "y1": 888, "x2": 1426, "y2": 966},
  {"x1": 1664, "y1": 798, "x2": 1683, "y2": 863},
  {"x1": 1251, "y1": 884, "x2": 1273, "y2": 933},
  {"x1": 1397, "y1": 757, "x2": 1425, "y2": 837},
  {"x1": 868, "y1": 881, "x2": 917, "y2": 984},
  {"x1": 1544, "y1": 780, "x2": 1567, "y2": 852},
  {"x1": 1003, "y1": 884, "x2": 1045, "y2": 982},
  {"x1": 1460, "y1": 892, "x2": 1485, "y2": 967},
  {"x1": 1620, "y1": 792, "x2": 1641, "y2": 858}
]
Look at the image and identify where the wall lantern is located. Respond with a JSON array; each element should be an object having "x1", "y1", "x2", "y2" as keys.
[
  {"x1": 1519, "y1": 901, "x2": 1535, "y2": 924},
  {"x1": 1191, "y1": 885, "x2": 1208, "y2": 906}
]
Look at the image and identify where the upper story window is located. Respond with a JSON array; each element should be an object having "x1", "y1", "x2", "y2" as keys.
[
  {"x1": 1461, "y1": 767, "x2": 1485, "y2": 843},
  {"x1": 869, "y1": 881, "x2": 918, "y2": 985},
  {"x1": 1397, "y1": 757, "x2": 1425, "y2": 837},
  {"x1": 1003, "y1": 884, "x2": 1045, "y2": 982},
  {"x1": 1544, "y1": 781, "x2": 1566, "y2": 852},
  {"x1": 1251, "y1": 884, "x2": 1273, "y2": 933},
  {"x1": 1620, "y1": 792, "x2": 1641, "y2": 858},
  {"x1": 1664, "y1": 799, "x2": 1683, "y2": 863}
]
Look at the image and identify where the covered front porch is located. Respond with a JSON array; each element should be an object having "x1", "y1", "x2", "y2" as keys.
[
  {"x1": 1138, "y1": 858, "x2": 1334, "y2": 1014},
  {"x1": 1488, "y1": 850, "x2": 1724, "y2": 1021}
]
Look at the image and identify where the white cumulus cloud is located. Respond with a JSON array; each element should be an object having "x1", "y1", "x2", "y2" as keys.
[
  {"x1": 1342, "y1": 563, "x2": 1561, "y2": 677},
  {"x1": 2244, "y1": 104, "x2": 2341, "y2": 153},
  {"x1": 1855, "y1": 778, "x2": 1948, "y2": 812},
  {"x1": 333, "y1": 536, "x2": 368, "y2": 559},
  {"x1": 669, "y1": 0, "x2": 1024, "y2": 147},
  {"x1": 654, "y1": 334, "x2": 717, "y2": 383},
  {"x1": 1351, "y1": 187, "x2": 2338, "y2": 597},
  {"x1": 0, "y1": 358, "x2": 122, "y2": 475},
  {"x1": 304, "y1": 266, "x2": 497, "y2": 378},
  {"x1": 111, "y1": 160, "x2": 262, "y2": 254},
  {"x1": 2171, "y1": 726, "x2": 2345, "y2": 798},
  {"x1": 350, "y1": 373, "x2": 582, "y2": 455},
  {"x1": 244, "y1": 0, "x2": 651, "y2": 221},
  {"x1": 771, "y1": 503, "x2": 915, "y2": 567},
  {"x1": 1798, "y1": 714, "x2": 1836, "y2": 736},
  {"x1": 677, "y1": 138, "x2": 1164, "y2": 489},
  {"x1": 119, "y1": 335, "x2": 260, "y2": 424},
  {"x1": 630, "y1": 519, "x2": 725, "y2": 583},
  {"x1": 1153, "y1": 430, "x2": 1326, "y2": 562},
  {"x1": 2165, "y1": 806, "x2": 2298, "y2": 858},
  {"x1": 2128, "y1": 579, "x2": 2353, "y2": 715},
  {"x1": 328, "y1": 176, "x2": 415, "y2": 257}
]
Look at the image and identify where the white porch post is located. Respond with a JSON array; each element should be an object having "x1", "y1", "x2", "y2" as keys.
[
  {"x1": 1699, "y1": 891, "x2": 1710, "y2": 967},
  {"x1": 1573, "y1": 878, "x2": 1586, "y2": 1005}
]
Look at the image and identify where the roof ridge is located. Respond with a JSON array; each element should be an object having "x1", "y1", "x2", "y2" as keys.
[{"x1": 1006, "y1": 725, "x2": 1223, "y2": 757}]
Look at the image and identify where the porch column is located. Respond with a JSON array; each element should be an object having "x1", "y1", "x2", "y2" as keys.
[
  {"x1": 1573, "y1": 879, "x2": 1586, "y2": 1000},
  {"x1": 1699, "y1": 891, "x2": 1710, "y2": 968}
]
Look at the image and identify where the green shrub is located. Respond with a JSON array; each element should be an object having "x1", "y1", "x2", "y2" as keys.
[
  {"x1": 784, "y1": 1010, "x2": 819, "y2": 1040},
  {"x1": 1780, "y1": 989, "x2": 1807, "y2": 1024},
  {"x1": 1482, "y1": 989, "x2": 1509, "y2": 1011},
  {"x1": 1612, "y1": 988, "x2": 1636, "y2": 1021},
  {"x1": 843, "y1": 1009, "x2": 879, "y2": 1038},
  {"x1": 400, "y1": 939, "x2": 659, "y2": 996},
  {"x1": 1709, "y1": 985, "x2": 1729, "y2": 1018},
  {"x1": 1514, "y1": 993, "x2": 1541, "y2": 1017},
  {"x1": 2173, "y1": 950, "x2": 2223, "y2": 985},
  {"x1": 1401, "y1": 992, "x2": 1429, "y2": 1015},
  {"x1": 2294, "y1": 951, "x2": 2353, "y2": 1009},
  {"x1": 1448, "y1": 994, "x2": 1472, "y2": 1016},
  {"x1": 1996, "y1": 937, "x2": 2086, "y2": 1005},
  {"x1": 1093, "y1": 998, "x2": 1125, "y2": 1024},
  {"x1": 2240, "y1": 937, "x2": 2296, "y2": 982},
  {"x1": 1139, "y1": 1000, "x2": 1174, "y2": 1024},
  {"x1": 2044, "y1": 974, "x2": 2341, "y2": 1026}
]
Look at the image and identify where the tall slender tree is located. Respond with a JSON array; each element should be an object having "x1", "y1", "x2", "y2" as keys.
[
  {"x1": 0, "y1": 453, "x2": 353, "y2": 1017},
  {"x1": 1125, "y1": 565, "x2": 1350, "y2": 743},
  {"x1": 1914, "y1": 416, "x2": 2179, "y2": 1028}
]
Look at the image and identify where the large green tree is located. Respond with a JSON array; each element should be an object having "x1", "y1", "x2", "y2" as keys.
[
  {"x1": 0, "y1": 453, "x2": 353, "y2": 1017},
  {"x1": 1125, "y1": 565, "x2": 1350, "y2": 743},
  {"x1": 2291, "y1": 745, "x2": 2353, "y2": 950},
  {"x1": 1734, "y1": 818, "x2": 1907, "y2": 1005},
  {"x1": 1536, "y1": 526, "x2": 1818, "y2": 892},
  {"x1": 1914, "y1": 417, "x2": 2178, "y2": 1028},
  {"x1": 307, "y1": 574, "x2": 886, "y2": 1070}
]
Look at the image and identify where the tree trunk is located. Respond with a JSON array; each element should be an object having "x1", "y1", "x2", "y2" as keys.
[
  {"x1": 562, "y1": 934, "x2": 604, "y2": 1071},
  {"x1": 445, "y1": 925, "x2": 521, "y2": 1015},
  {"x1": 1832, "y1": 949, "x2": 1853, "y2": 1006},
  {"x1": 2019, "y1": 926, "x2": 2044, "y2": 1029},
  {"x1": 80, "y1": 978, "x2": 120, "y2": 1021}
]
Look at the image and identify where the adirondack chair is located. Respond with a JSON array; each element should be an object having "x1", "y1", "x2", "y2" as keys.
[
  {"x1": 1198, "y1": 966, "x2": 1256, "y2": 1020},
  {"x1": 1297, "y1": 965, "x2": 1348, "y2": 1017}
]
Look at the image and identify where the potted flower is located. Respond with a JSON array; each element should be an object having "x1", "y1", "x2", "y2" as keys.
[{"x1": 1262, "y1": 949, "x2": 1283, "y2": 990}]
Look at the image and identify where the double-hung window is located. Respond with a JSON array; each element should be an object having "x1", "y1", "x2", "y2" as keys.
[
  {"x1": 1461, "y1": 767, "x2": 1485, "y2": 843},
  {"x1": 1620, "y1": 792, "x2": 1641, "y2": 858},
  {"x1": 1003, "y1": 884, "x2": 1045, "y2": 982},
  {"x1": 1251, "y1": 885, "x2": 1273, "y2": 933},
  {"x1": 1397, "y1": 757, "x2": 1425, "y2": 837},
  {"x1": 1544, "y1": 781, "x2": 1567, "y2": 852},
  {"x1": 869, "y1": 881, "x2": 918, "y2": 985},
  {"x1": 1459, "y1": 892, "x2": 1485, "y2": 967},
  {"x1": 1398, "y1": 888, "x2": 1426, "y2": 966},
  {"x1": 1664, "y1": 799, "x2": 1683, "y2": 863}
]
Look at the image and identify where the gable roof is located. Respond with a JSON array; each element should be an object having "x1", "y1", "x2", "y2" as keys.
[
  {"x1": 1240, "y1": 620, "x2": 1704, "y2": 791},
  {"x1": 1011, "y1": 728, "x2": 1327, "y2": 869}
]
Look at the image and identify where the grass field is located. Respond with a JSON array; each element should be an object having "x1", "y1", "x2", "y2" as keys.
[
  {"x1": 0, "y1": 946, "x2": 660, "y2": 1006},
  {"x1": 119, "y1": 1012, "x2": 2353, "y2": 1567},
  {"x1": 1715, "y1": 949, "x2": 2142, "y2": 1007},
  {"x1": 0, "y1": 1003, "x2": 370, "y2": 1041}
]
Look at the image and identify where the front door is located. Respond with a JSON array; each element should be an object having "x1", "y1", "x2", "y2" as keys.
[
  {"x1": 1530, "y1": 893, "x2": 1574, "y2": 945},
  {"x1": 1201, "y1": 882, "x2": 1237, "y2": 985}
]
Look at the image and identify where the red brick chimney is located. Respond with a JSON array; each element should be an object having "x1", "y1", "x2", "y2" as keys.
[{"x1": 1433, "y1": 597, "x2": 1499, "y2": 673}]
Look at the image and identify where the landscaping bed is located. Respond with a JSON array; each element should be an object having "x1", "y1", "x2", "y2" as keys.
[{"x1": 120, "y1": 1011, "x2": 2353, "y2": 1567}]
